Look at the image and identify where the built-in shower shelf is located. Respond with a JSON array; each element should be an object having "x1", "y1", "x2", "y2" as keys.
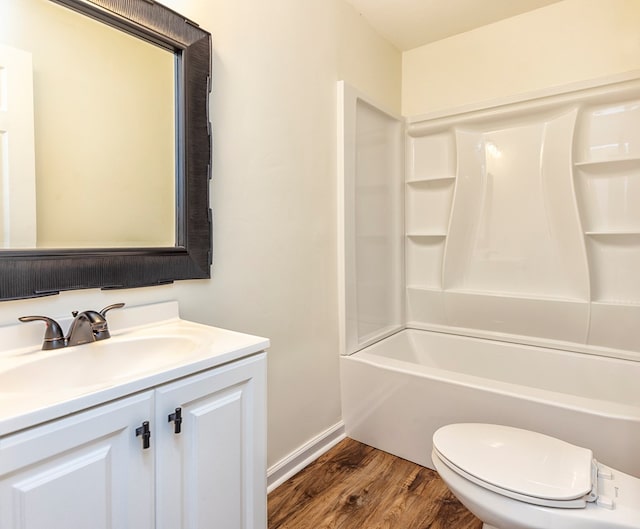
[
  {"x1": 592, "y1": 298, "x2": 640, "y2": 306},
  {"x1": 406, "y1": 176, "x2": 455, "y2": 184},
  {"x1": 405, "y1": 176, "x2": 455, "y2": 235},
  {"x1": 574, "y1": 157, "x2": 640, "y2": 169},
  {"x1": 406, "y1": 233, "x2": 447, "y2": 238},
  {"x1": 585, "y1": 231, "x2": 640, "y2": 237}
]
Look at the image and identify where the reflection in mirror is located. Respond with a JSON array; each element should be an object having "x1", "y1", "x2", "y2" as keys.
[
  {"x1": 0, "y1": 0, "x2": 175, "y2": 249},
  {"x1": 0, "y1": 0, "x2": 212, "y2": 300}
]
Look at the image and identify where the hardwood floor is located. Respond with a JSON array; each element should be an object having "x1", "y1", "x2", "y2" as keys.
[{"x1": 268, "y1": 437, "x2": 482, "y2": 529}]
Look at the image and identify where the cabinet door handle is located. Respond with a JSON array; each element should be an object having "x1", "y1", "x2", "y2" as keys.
[
  {"x1": 168, "y1": 407, "x2": 182, "y2": 434},
  {"x1": 136, "y1": 421, "x2": 151, "y2": 449}
]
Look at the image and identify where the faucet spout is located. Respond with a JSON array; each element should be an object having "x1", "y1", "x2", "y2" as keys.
[{"x1": 66, "y1": 310, "x2": 106, "y2": 347}]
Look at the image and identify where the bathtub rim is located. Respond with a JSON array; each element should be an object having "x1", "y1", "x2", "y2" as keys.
[
  {"x1": 342, "y1": 321, "x2": 640, "y2": 364},
  {"x1": 345, "y1": 329, "x2": 640, "y2": 422}
]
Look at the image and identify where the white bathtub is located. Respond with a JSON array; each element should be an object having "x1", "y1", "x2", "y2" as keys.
[{"x1": 340, "y1": 329, "x2": 640, "y2": 477}]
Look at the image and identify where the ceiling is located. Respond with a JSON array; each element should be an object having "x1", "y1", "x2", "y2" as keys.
[{"x1": 343, "y1": 0, "x2": 564, "y2": 51}]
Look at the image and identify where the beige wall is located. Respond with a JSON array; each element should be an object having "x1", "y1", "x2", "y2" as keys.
[
  {"x1": 165, "y1": 0, "x2": 400, "y2": 467},
  {"x1": 0, "y1": 0, "x2": 400, "y2": 470},
  {"x1": 403, "y1": 0, "x2": 640, "y2": 116}
]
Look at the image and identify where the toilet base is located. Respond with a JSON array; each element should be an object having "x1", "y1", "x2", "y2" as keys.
[{"x1": 483, "y1": 525, "x2": 498, "y2": 529}]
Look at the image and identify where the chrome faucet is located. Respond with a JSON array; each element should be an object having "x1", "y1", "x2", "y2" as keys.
[{"x1": 19, "y1": 303, "x2": 125, "y2": 350}]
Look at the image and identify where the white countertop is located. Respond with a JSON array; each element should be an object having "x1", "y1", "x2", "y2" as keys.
[{"x1": 0, "y1": 301, "x2": 269, "y2": 436}]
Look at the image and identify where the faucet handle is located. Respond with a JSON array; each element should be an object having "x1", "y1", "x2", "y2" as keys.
[
  {"x1": 18, "y1": 315, "x2": 66, "y2": 350},
  {"x1": 100, "y1": 303, "x2": 125, "y2": 317},
  {"x1": 92, "y1": 303, "x2": 125, "y2": 341}
]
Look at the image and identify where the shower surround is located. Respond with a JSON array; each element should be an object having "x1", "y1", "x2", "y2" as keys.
[
  {"x1": 337, "y1": 74, "x2": 640, "y2": 476},
  {"x1": 340, "y1": 74, "x2": 640, "y2": 358}
]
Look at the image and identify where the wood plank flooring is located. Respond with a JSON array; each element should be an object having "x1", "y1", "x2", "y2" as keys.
[{"x1": 268, "y1": 437, "x2": 482, "y2": 529}]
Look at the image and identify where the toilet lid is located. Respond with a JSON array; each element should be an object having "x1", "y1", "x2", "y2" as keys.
[{"x1": 433, "y1": 423, "x2": 594, "y2": 501}]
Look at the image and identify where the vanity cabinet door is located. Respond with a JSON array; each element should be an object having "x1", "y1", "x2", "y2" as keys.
[
  {"x1": 0, "y1": 391, "x2": 155, "y2": 529},
  {"x1": 155, "y1": 353, "x2": 267, "y2": 529}
]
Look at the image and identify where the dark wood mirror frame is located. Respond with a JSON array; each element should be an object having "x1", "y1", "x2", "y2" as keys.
[{"x1": 1, "y1": 0, "x2": 212, "y2": 301}]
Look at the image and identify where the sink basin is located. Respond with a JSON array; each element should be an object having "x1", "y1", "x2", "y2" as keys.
[
  {"x1": 0, "y1": 335, "x2": 200, "y2": 393},
  {"x1": 0, "y1": 301, "x2": 270, "y2": 437}
]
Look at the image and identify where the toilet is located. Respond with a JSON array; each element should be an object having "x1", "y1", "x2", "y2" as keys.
[{"x1": 431, "y1": 423, "x2": 640, "y2": 529}]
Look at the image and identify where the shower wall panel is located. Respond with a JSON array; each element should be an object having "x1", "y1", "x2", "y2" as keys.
[
  {"x1": 338, "y1": 82, "x2": 404, "y2": 355},
  {"x1": 406, "y1": 75, "x2": 640, "y2": 356}
]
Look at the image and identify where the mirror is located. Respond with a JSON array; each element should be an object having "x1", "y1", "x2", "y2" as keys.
[
  {"x1": 0, "y1": 0, "x2": 212, "y2": 300},
  {"x1": 1, "y1": 0, "x2": 177, "y2": 249}
]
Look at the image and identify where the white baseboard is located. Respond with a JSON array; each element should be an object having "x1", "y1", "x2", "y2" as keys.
[{"x1": 267, "y1": 421, "x2": 346, "y2": 493}]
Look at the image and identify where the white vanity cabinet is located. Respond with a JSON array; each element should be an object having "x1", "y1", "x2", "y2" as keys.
[
  {"x1": 155, "y1": 353, "x2": 267, "y2": 529},
  {"x1": 0, "y1": 352, "x2": 267, "y2": 529},
  {"x1": 0, "y1": 391, "x2": 156, "y2": 529}
]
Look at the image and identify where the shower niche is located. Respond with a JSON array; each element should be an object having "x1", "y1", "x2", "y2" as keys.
[{"x1": 339, "y1": 74, "x2": 640, "y2": 359}]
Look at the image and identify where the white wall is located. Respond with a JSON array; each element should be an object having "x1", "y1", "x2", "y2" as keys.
[
  {"x1": 0, "y1": 0, "x2": 400, "y2": 470},
  {"x1": 403, "y1": 0, "x2": 640, "y2": 116}
]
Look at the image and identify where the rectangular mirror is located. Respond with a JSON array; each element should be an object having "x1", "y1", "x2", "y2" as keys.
[{"x1": 0, "y1": 0, "x2": 212, "y2": 300}]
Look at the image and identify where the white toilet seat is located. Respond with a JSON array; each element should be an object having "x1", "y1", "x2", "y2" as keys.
[
  {"x1": 432, "y1": 423, "x2": 596, "y2": 508},
  {"x1": 433, "y1": 445, "x2": 591, "y2": 508},
  {"x1": 431, "y1": 423, "x2": 640, "y2": 529}
]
